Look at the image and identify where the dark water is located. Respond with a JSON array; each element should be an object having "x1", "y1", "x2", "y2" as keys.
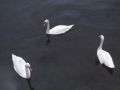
[{"x1": 0, "y1": 0, "x2": 120, "y2": 90}]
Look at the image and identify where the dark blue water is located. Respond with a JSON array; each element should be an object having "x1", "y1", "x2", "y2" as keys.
[{"x1": 0, "y1": 0, "x2": 120, "y2": 90}]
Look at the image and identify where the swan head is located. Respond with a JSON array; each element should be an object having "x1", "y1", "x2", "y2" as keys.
[
  {"x1": 26, "y1": 63, "x2": 32, "y2": 71},
  {"x1": 99, "y1": 35, "x2": 104, "y2": 40},
  {"x1": 43, "y1": 19, "x2": 49, "y2": 26}
]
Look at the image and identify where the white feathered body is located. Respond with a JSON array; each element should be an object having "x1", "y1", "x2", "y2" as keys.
[
  {"x1": 47, "y1": 24, "x2": 74, "y2": 35},
  {"x1": 97, "y1": 49, "x2": 115, "y2": 68},
  {"x1": 12, "y1": 54, "x2": 31, "y2": 79}
]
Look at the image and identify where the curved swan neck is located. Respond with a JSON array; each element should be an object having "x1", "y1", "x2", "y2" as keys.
[
  {"x1": 46, "y1": 20, "x2": 50, "y2": 34},
  {"x1": 98, "y1": 37, "x2": 104, "y2": 50},
  {"x1": 25, "y1": 65, "x2": 30, "y2": 78}
]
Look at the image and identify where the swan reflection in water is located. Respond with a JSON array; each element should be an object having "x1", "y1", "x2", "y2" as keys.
[
  {"x1": 45, "y1": 29, "x2": 73, "y2": 45},
  {"x1": 95, "y1": 58, "x2": 113, "y2": 75},
  {"x1": 27, "y1": 79, "x2": 35, "y2": 90},
  {"x1": 46, "y1": 34, "x2": 50, "y2": 45}
]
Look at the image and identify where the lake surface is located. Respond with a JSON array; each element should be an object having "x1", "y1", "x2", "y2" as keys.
[{"x1": 0, "y1": 0, "x2": 120, "y2": 90}]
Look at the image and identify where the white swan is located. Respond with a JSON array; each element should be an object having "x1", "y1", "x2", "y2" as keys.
[
  {"x1": 97, "y1": 35, "x2": 115, "y2": 68},
  {"x1": 43, "y1": 19, "x2": 74, "y2": 35},
  {"x1": 12, "y1": 54, "x2": 32, "y2": 79}
]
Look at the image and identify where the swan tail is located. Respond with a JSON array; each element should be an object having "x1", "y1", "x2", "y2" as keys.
[
  {"x1": 69, "y1": 24, "x2": 74, "y2": 29},
  {"x1": 62, "y1": 24, "x2": 74, "y2": 33},
  {"x1": 109, "y1": 63, "x2": 115, "y2": 68},
  {"x1": 105, "y1": 60, "x2": 115, "y2": 68},
  {"x1": 12, "y1": 54, "x2": 16, "y2": 61}
]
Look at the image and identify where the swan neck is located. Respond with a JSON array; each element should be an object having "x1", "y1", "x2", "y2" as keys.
[
  {"x1": 98, "y1": 38, "x2": 104, "y2": 50},
  {"x1": 25, "y1": 65, "x2": 30, "y2": 78},
  {"x1": 46, "y1": 21, "x2": 50, "y2": 34}
]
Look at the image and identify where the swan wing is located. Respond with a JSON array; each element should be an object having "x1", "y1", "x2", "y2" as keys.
[
  {"x1": 102, "y1": 51, "x2": 115, "y2": 68},
  {"x1": 97, "y1": 50, "x2": 115, "y2": 68},
  {"x1": 12, "y1": 54, "x2": 27, "y2": 76},
  {"x1": 49, "y1": 24, "x2": 74, "y2": 35}
]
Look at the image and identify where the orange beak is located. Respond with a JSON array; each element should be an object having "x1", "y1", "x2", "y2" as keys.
[
  {"x1": 29, "y1": 67, "x2": 32, "y2": 71},
  {"x1": 43, "y1": 22, "x2": 46, "y2": 26}
]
